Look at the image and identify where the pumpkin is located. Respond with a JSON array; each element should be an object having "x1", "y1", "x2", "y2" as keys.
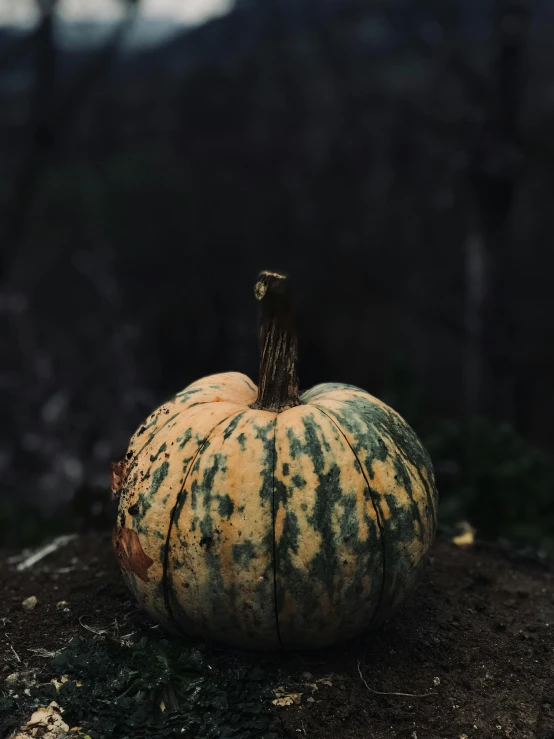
[{"x1": 112, "y1": 271, "x2": 438, "y2": 650}]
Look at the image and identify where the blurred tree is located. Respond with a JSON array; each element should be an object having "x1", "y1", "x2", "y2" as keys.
[
  {"x1": 467, "y1": 0, "x2": 530, "y2": 427},
  {"x1": 0, "y1": 0, "x2": 140, "y2": 284}
]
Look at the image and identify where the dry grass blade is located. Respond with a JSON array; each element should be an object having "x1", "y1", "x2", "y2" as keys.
[{"x1": 356, "y1": 660, "x2": 435, "y2": 698}]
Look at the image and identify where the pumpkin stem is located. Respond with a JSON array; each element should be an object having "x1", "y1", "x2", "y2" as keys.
[{"x1": 251, "y1": 270, "x2": 301, "y2": 413}]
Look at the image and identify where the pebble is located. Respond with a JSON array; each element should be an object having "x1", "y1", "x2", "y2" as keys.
[
  {"x1": 56, "y1": 601, "x2": 69, "y2": 610},
  {"x1": 22, "y1": 595, "x2": 38, "y2": 612}
]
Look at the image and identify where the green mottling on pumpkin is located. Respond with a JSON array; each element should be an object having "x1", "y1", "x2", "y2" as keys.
[
  {"x1": 217, "y1": 494, "x2": 235, "y2": 519},
  {"x1": 150, "y1": 461, "x2": 169, "y2": 496},
  {"x1": 177, "y1": 428, "x2": 193, "y2": 450},
  {"x1": 140, "y1": 412, "x2": 180, "y2": 452},
  {"x1": 383, "y1": 492, "x2": 421, "y2": 554},
  {"x1": 176, "y1": 387, "x2": 203, "y2": 403},
  {"x1": 232, "y1": 540, "x2": 256, "y2": 566},
  {"x1": 338, "y1": 493, "x2": 360, "y2": 545},
  {"x1": 201, "y1": 453, "x2": 227, "y2": 498},
  {"x1": 392, "y1": 455, "x2": 424, "y2": 528},
  {"x1": 291, "y1": 474, "x2": 306, "y2": 489},
  {"x1": 222, "y1": 412, "x2": 246, "y2": 441},
  {"x1": 227, "y1": 581, "x2": 238, "y2": 606},
  {"x1": 150, "y1": 442, "x2": 167, "y2": 462},
  {"x1": 253, "y1": 419, "x2": 276, "y2": 506},
  {"x1": 133, "y1": 491, "x2": 153, "y2": 534},
  {"x1": 190, "y1": 480, "x2": 198, "y2": 510},
  {"x1": 282, "y1": 462, "x2": 290, "y2": 476},
  {"x1": 286, "y1": 427, "x2": 302, "y2": 461},
  {"x1": 199, "y1": 520, "x2": 226, "y2": 596},
  {"x1": 236, "y1": 432, "x2": 247, "y2": 451}
]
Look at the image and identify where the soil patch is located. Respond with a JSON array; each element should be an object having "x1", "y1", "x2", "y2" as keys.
[{"x1": 1, "y1": 532, "x2": 553, "y2": 738}]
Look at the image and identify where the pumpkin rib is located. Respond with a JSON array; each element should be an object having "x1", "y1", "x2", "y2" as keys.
[
  {"x1": 122, "y1": 409, "x2": 181, "y2": 490},
  {"x1": 270, "y1": 417, "x2": 285, "y2": 651},
  {"x1": 161, "y1": 407, "x2": 247, "y2": 636},
  {"x1": 307, "y1": 404, "x2": 388, "y2": 629}
]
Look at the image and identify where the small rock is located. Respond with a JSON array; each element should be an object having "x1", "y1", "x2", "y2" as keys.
[
  {"x1": 6, "y1": 672, "x2": 19, "y2": 686},
  {"x1": 306, "y1": 696, "x2": 315, "y2": 703},
  {"x1": 56, "y1": 601, "x2": 69, "y2": 610},
  {"x1": 433, "y1": 677, "x2": 441, "y2": 686},
  {"x1": 22, "y1": 596, "x2": 38, "y2": 612}
]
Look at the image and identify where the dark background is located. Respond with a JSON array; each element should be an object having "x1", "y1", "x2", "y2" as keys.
[{"x1": 1, "y1": 0, "x2": 553, "y2": 551}]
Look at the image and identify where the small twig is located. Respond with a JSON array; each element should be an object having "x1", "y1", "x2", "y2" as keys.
[
  {"x1": 301, "y1": 718, "x2": 307, "y2": 736},
  {"x1": 356, "y1": 661, "x2": 435, "y2": 698},
  {"x1": 16, "y1": 534, "x2": 78, "y2": 571},
  {"x1": 28, "y1": 647, "x2": 62, "y2": 658},
  {"x1": 28, "y1": 635, "x2": 75, "y2": 658},
  {"x1": 79, "y1": 616, "x2": 108, "y2": 637},
  {"x1": 9, "y1": 643, "x2": 22, "y2": 663},
  {"x1": 79, "y1": 616, "x2": 135, "y2": 646}
]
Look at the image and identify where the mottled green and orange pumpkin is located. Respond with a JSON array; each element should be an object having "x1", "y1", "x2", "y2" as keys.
[{"x1": 112, "y1": 271, "x2": 438, "y2": 650}]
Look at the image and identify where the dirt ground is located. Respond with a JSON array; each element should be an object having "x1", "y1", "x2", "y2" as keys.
[{"x1": 1, "y1": 531, "x2": 553, "y2": 739}]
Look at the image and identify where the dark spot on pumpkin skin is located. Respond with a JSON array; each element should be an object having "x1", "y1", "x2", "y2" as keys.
[
  {"x1": 128, "y1": 503, "x2": 139, "y2": 516},
  {"x1": 237, "y1": 433, "x2": 247, "y2": 451},
  {"x1": 282, "y1": 463, "x2": 290, "y2": 476},
  {"x1": 134, "y1": 412, "x2": 180, "y2": 460},
  {"x1": 149, "y1": 442, "x2": 167, "y2": 463},
  {"x1": 199, "y1": 535, "x2": 214, "y2": 550}
]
